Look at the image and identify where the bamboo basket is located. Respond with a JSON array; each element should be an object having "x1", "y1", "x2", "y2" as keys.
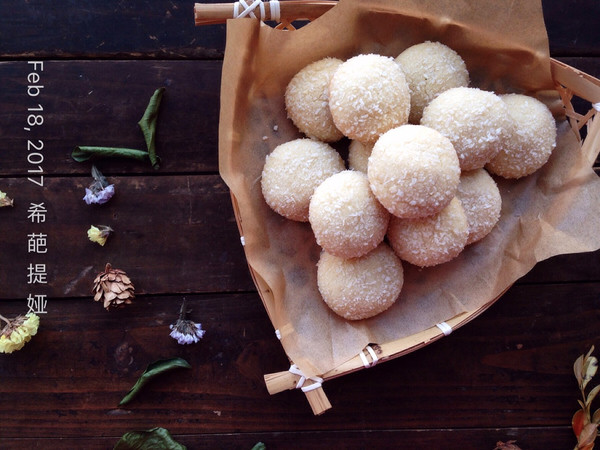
[{"x1": 195, "y1": 0, "x2": 600, "y2": 415}]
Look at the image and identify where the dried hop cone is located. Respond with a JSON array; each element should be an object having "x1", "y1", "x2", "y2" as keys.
[{"x1": 93, "y1": 263, "x2": 135, "y2": 310}]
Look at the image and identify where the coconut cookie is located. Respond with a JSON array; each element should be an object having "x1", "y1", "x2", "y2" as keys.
[
  {"x1": 368, "y1": 124, "x2": 460, "y2": 219},
  {"x1": 285, "y1": 57, "x2": 344, "y2": 142},
  {"x1": 261, "y1": 138, "x2": 345, "y2": 222},
  {"x1": 317, "y1": 243, "x2": 404, "y2": 321},
  {"x1": 309, "y1": 170, "x2": 390, "y2": 259},
  {"x1": 395, "y1": 41, "x2": 469, "y2": 124},
  {"x1": 486, "y1": 94, "x2": 557, "y2": 179},
  {"x1": 329, "y1": 54, "x2": 411, "y2": 144},
  {"x1": 387, "y1": 197, "x2": 469, "y2": 267},
  {"x1": 456, "y1": 169, "x2": 502, "y2": 245},
  {"x1": 421, "y1": 87, "x2": 514, "y2": 171},
  {"x1": 347, "y1": 140, "x2": 373, "y2": 174}
]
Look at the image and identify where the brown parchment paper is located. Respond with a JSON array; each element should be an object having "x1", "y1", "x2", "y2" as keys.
[{"x1": 218, "y1": 0, "x2": 600, "y2": 378}]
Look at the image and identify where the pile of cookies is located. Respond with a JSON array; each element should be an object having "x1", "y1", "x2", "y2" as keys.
[{"x1": 260, "y1": 41, "x2": 557, "y2": 321}]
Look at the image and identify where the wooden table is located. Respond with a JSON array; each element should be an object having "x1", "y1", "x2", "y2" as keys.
[{"x1": 1, "y1": 1, "x2": 599, "y2": 448}]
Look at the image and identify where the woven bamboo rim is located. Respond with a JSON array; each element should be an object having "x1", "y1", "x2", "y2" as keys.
[{"x1": 197, "y1": 1, "x2": 600, "y2": 415}]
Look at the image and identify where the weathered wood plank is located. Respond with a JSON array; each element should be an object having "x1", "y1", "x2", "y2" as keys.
[
  {"x1": 0, "y1": 427, "x2": 578, "y2": 450},
  {"x1": 0, "y1": 282, "x2": 597, "y2": 437},
  {"x1": 543, "y1": 0, "x2": 600, "y2": 56},
  {"x1": 0, "y1": 60, "x2": 221, "y2": 177},
  {"x1": 0, "y1": 1, "x2": 598, "y2": 59},
  {"x1": 0, "y1": 57, "x2": 598, "y2": 178},
  {"x1": 0, "y1": 174, "x2": 598, "y2": 301},
  {"x1": 0, "y1": 0, "x2": 227, "y2": 59},
  {"x1": 0, "y1": 175, "x2": 254, "y2": 299}
]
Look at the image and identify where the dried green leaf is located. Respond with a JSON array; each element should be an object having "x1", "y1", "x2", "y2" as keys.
[
  {"x1": 113, "y1": 427, "x2": 185, "y2": 450},
  {"x1": 583, "y1": 356, "x2": 599, "y2": 390},
  {"x1": 137, "y1": 87, "x2": 165, "y2": 170},
  {"x1": 118, "y1": 357, "x2": 191, "y2": 406},
  {"x1": 72, "y1": 146, "x2": 149, "y2": 163},
  {"x1": 251, "y1": 443, "x2": 267, "y2": 450}
]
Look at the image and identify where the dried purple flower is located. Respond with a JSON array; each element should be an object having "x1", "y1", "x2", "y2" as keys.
[
  {"x1": 83, "y1": 165, "x2": 115, "y2": 205},
  {"x1": 169, "y1": 299, "x2": 205, "y2": 345},
  {"x1": 83, "y1": 184, "x2": 115, "y2": 205}
]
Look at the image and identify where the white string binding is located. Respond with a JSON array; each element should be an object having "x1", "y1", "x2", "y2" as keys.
[
  {"x1": 275, "y1": 329, "x2": 281, "y2": 340},
  {"x1": 288, "y1": 364, "x2": 323, "y2": 392},
  {"x1": 233, "y1": 0, "x2": 280, "y2": 22},
  {"x1": 359, "y1": 345, "x2": 379, "y2": 368},
  {"x1": 240, "y1": 236, "x2": 246, "y2": 246},
  {"x1": 593, "y1": 102, "x2": 600, "y2": 112},
  {"x1": 233, "y1": 0, "x2": 262, "y2": 19},
  {"x1": 269, "y1": 0, "x2": 280, "y2": 22},
  {"x1": 436, "y1": 321, "x2": 453, "y2": 336}
]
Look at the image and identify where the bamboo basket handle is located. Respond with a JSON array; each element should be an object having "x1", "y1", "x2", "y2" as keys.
[
  {"x1": 194, "y1": 1, "x2": 337, "y2": 26},
  {"x1": 551, "y1": 58, "x2": 600, "y2": 137},
  {"x1": 264, "y1": 369, "x2": 332, "y2": 415}
]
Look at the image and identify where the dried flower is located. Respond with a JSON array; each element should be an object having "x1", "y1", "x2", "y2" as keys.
[
  {"x1": 93, "y1": 263, "x2": 135, "y2": 310},
  {"x1": 169, "y1": 299, "x2": 205, "y2": 345},
  {"x1": 83, "y1": 165, "x2": 115, "y2": 205},
  {"x1": 87, "y1": 225, "x2": 113, "y2": 246},
  {"x1": 0, "y1": 190, "x2": 14, "y2": 207},
  {"x1": 0, "y1": 313, "x2": 40, "y2": 353},
  {"x1": 572, "y1": 345, "x2": 600, "y2": 450}
]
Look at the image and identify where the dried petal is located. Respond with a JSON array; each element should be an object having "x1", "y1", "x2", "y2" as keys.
[
  {"x1": 576, "y1": 353, "x2": 586, "y2": 388},
  {"x1": 593, "y1": 408, "x2": 600, "y2": 424},
  {"x1": 583, "y1": 356, "x2": 599, "y2": 390},
  {"x1": 574, "y1": 409, "x2": 588, "y2": 438},
  {"x1": 578, "y1": 423, "x2": 598, "y2": 448},
  {"x1": 587, "y1": 384, "x2": 600, "y2": 407}
]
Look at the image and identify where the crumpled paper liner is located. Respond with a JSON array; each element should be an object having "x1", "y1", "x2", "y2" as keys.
[{"x1": 218, "y1": 0, "x2": 600, "y2": 378}]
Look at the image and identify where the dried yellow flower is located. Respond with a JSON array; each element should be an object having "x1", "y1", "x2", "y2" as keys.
[
  {"x1": 0, "y1": 313, "x2": 40, "y2": 353},
  {"x1": 87, "y1": 225, "x2": 113, "y2": 246}
]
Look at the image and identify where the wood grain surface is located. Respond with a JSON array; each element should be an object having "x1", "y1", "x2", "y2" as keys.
[{"x1": 1, "y1": 1, "x2": 599, "y2": 449}]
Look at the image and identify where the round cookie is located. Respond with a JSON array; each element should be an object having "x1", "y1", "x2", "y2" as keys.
[
  {"x1": 486, "y1": 94, "x2": 557, "y2": 179},
  {"x1": 317, "y1": 243, "x2": 404, "y2": 321},
  {"x1": 309, "y1": 170, "x2": 390, "y2": 259},
  {"x1": 368, "y1": 124, "x2": 460, "y2": 219},
  {"x1": 395, "y1": 41, "x2": 469, "y2": 124},
  {"x1": 329, "y1": 53, "x2": 411, "y2": 145},
  {"x1": 421, "y1": 87, "x2": 514, "y2": 171},
  {"x1": 457, "y1": 169, "x2": 502, "y2": 245},
  {"x1": 285, "y1": 57, "x2": 344, "y2": 142},
  {"x1": 261, "y1": 138, "x2": 345, "y2": 222},
  {"x1": 387, "y1": 197, "x2": 469, "y2": 267},
  {"x1": 347, "y1": 140, "x2": 373, "y2": 173}
]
